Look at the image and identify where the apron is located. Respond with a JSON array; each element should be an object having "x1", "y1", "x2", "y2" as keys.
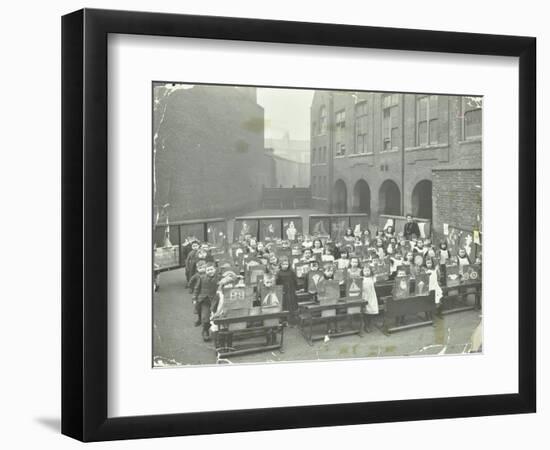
[{"x1": 362, "y1": 276, "x2": 379, "y2": 315}]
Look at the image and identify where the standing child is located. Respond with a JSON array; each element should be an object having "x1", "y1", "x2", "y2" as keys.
[
  {"x1": 185, "y1": 241, "x2": 200, "y2": 284},
  {"x1": 425, "y1": 258, "x2": 443, "y2": 317},
  {"x1": 361, "y1": 265, "x2": 378, "y2": 332},
  {"x1": 192, "y1": 262, "x2": 220, "y2": 342},
  {"x1": 188, "y1": 260, "x2": 207, "y2": 326},
  {"x1": 438, "y1": 241, "x2": 451, "y2": 284},
  {"x1": 276, "y1": 257, "x2": 298, "y2": 325}
]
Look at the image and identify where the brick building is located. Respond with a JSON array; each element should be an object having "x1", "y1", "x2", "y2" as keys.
[
  {"x1": 309, "y1": 91, "x2": 482, "y2": 235},
  {"x1": 154, "y1": 84, "x2": 274, "y2": 221}
]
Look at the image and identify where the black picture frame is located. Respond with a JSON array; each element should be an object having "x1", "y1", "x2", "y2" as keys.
[{"x1": 62, "y1": 8, "x2": 536, "y2": 442}]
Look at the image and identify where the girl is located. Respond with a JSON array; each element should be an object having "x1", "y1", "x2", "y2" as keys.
[
  {"x1": 362, "y1": 229, "x2": 372, "y2": 246},
  {"x1": 425, "y1": 258, "x2": 443, "y2": 317},
  {"x1": 321, "y1": 246, "x2": 335, "y2": 263},
  {"x1": 343, "y1": 227, "x2": 355, "y2": 244},
  {"x1": 347, "y1": 256, "x2": 362, "y2": 279},
  {"x1": 384, "y1": 225, "x2": 395, "y2": 240},
  {"x1": 456, "y1": 248, "x2": 471, "y2": 277},
  {"x1": 375, "y1": 238, "x2": 386, "y2": 259},
  {"x1": 361, "y1": 265, "x2": 378, "y2": 332},
  {"x1": 267, "y1": 254, "x2": 280, "y2": 277},
  {"x1": 438, "y1": 241, "x2": 451, "y2": 284},
  {"x1": 312, "y1": 238, "x2": 324, "y2": 256},
  {"x1": 336, "y1": 249, "x2": 350, "y2": 270},
  {"x1": 275, "y1": 258, "x2": 298, "y2": 326}
]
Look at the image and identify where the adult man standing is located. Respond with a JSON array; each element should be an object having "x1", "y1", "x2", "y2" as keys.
[{"x1": 403, "y1": 214, "x2": 421, "y2": 240}]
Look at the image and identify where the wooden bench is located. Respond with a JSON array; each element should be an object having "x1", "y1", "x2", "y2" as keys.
[
  {"x1": 213, "y1": 310, "x2": 289, "y2": 358},
  {"x1": 381, "y1": 291, "x2": 436, "y2": 335},
  {"x1": 440, "y1": 281, "x2": 482, "y2": 316},
  {"x1": 298, "y1": 300, "x2": 367, "y2": 345}
]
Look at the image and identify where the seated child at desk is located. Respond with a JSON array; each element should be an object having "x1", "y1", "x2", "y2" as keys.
[
  {"x1": 347, "y1": 256, "x2": 362, "y2": 279},
  {"x1": 261, "y1": 274, "x2": 281, "y2": 307}
]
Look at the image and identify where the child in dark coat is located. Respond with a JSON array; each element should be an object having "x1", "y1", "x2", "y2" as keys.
[
  {"x1": 192, "y1": 262, "x2": 220, "y2": 341},
  {"x1": 188, "y1": 260, "x2": 207, "y2": 326},
  {"x1": 275, "y1": 257, "x2": 298, "y2": 326}
]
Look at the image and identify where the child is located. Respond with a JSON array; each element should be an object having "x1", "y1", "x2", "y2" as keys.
[
  {"x1": 438, "y1": 241, "x2": 451, "y2": 284},
  {"x1": 457, "y1": 247, "x2": 471, "y2": 267},
  {"x1": 425, "y1": 258, "x2": 443, "y2": 313},
  {"x1": 192, "y1": 262, "x2": 220, "y2": 342},
  {"x1": 301, "y1": 248, "x2": 315, "y2": 263},
  {"x1": 347, "y1": 256, "x2": 362, "y2": 278},
  {"x1": 343, "y1": 227, "x2": 355, "y2": 244},
  {"x1": 267, "y1": 254, "x2": 280, "y2": 276},
  {"x1": 188, "y1": 260, "x2": 207, "y2": 326},
  {"x1": 320, "y1": 262, "x2": 339, "y2": 334},
  {"x1": 261, "y1": 274, "x2": 281, "y2": 307},
  {"x1": 361, "y1": 265, "x2": 378, "y2": 332},
  {"x1": 336, "y1": 249, "x2": 350, "y2": 270},
  {"x1": 184, "y1": 241, "x2": 200, "y2": 284},
  {"x1": 321, "y1": 246, "x2": 335, "y2": 263},
  {"x1": 312, "y1": 238, "x2": 324, "y2": 256},
  {"x1": 276, "y1": 258, "x2": 298, "y2": 325}
]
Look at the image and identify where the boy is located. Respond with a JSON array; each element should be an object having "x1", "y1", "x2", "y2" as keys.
[
  {"x1": 185, "y1": 241, "x2": 200, "y2": 284},
  {"x1": 192, "y1": 262, "x2": 220, "y2": 341},
  {"x1": 188, "y1": 260, "x2": 207, "y2": 326}
]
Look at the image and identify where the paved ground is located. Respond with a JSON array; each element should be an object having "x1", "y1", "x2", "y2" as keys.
[{"x1": 153, "y1": 268, "x2": 482, "y2": 367}]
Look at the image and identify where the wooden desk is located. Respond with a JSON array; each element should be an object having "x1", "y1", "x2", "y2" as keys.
[
  {"x1": 213, "y1": 310, "x2": 288, "y2": 358},
  {"x1": 440, "y1": 281, "x2": 482, "y2": 316},
  {"x1": 298, "y1": 300, "x2": 367, "y2": 345},
  {"x1": 382, "y1": 291, "x2": 436, "y2": 335}
]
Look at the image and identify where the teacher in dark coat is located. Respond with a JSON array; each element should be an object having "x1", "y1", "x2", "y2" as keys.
[{"x1": 403, "y1": 214, "x2": 421, "y2": 240}]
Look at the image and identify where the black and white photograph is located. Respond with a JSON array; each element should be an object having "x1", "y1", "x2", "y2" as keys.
[{"x1": 152, "y1": 82, "x2": 483, "y2": 366}]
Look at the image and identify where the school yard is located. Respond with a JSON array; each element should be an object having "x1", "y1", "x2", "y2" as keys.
[{"x1": 152, "y1": 268, "x2": 482, "y2": 367}]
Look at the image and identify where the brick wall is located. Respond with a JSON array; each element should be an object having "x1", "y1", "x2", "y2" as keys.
[
  {"x1": 309, "y1": 91, "x2": 482, "y2": 228},
  {"x1": 432, "y1": 168, "x2": 482, "y2": 235},
  {"x1": 154, "y1": 84, "x2": 271, "y2": 221}
]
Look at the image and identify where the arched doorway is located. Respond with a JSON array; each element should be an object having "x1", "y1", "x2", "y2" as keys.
[
  {"x1": 379, "y1": 180, "x2": 401, "y2": 215},
  {"x1": 412, "y1": 180, "x2": 433, "y2": 220},
  {"x1": 333, "y1": 179, "x2": 348, "y2": 213},
  {"x1": 352, "y1": 179, "x2": 371, "y2": 214}
]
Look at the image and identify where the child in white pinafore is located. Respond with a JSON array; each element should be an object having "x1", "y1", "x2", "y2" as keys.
[
  {"x1": 361, "y1": 265, "x2": 378, "y2": 333},
  {"x1": 425, "y1": 258, "x2": 443, "y2": 318}
]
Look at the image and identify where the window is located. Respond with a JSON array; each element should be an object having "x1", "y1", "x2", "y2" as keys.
[
  {"x1": 335, "y1": 142, "x2": 346, "y2": 156},
  {"x1": 312, "y1": 176, "x2": 317, "y2": 196},
  {"x1": 311, "y1": 147, "x2": 316, "y2": 164},
  {"x1": 335, "y1": 110, "x2": 346, "y2": 129},
  {"x1": 319, "y1": 106, "x2": 327, "y2": 135},
  {"x1": 355, "y1": 101, "x2": 368, "y2": 154},
  {"x1": 416, "y1": 95, "x2": 438, "y2": 146},
  {"x1": 322, "y1": 176, "x2": 327, "y2": 197},
  {"x1": 323, "y1": 146, "x2": 327, "y2": 163},
  {"x1": 462, "y1": 96, "x2": 482, "y2": 139},
  {"x1": 382, "y1": 94, "x2": 399, "y2": 151}
]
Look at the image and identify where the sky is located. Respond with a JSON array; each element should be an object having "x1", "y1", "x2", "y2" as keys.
[{"x1": 257, "y1": 88, "x2": 314, "y2": 141}]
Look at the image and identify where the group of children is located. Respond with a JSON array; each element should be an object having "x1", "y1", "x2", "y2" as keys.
[{"x1": 182, "y1": 219, "x2": 481, "y2": 341}]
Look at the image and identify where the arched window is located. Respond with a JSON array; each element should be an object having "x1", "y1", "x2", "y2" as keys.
[
  {"x1": 352, "y1": 179, "x2": 371, "y2": 214},
  {"x1": 332, "y1": 179, "x2": 348, "y2": 213},
  {"x1": 379, "y1": 180, "x2": 401, "y2": 215},
  {"x1": 411, "y1": 180, "x2": 433, "y2": 220}
]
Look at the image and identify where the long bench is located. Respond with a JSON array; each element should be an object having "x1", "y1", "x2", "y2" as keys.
[{"x1": 213, "y1": 310, "x2": 289, "y2": 358}]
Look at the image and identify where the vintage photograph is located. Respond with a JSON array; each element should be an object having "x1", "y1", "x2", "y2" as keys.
[{"x1": 152, "y1": 82, "x2": 482, "y2": 367}]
